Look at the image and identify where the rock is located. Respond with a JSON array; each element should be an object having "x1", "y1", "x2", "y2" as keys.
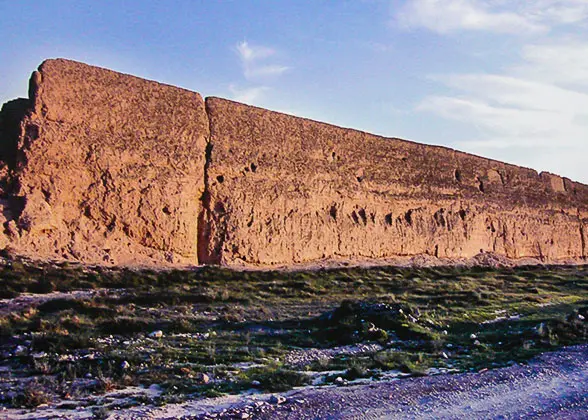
[
  {"x1": 474, "y1": 340, "x2": 482, "y2": 346},
  {"x1": 269, "y1": 395, "x2": 287, "y2": 405},
  {"x1": 442, "y1": 352, "x2": 449, "y2": 359},
  {"x1": 470, "y1": 334, "x2": 477, "y2": 339},
  {"x1": 251, "y1": 380, "x2": 261, "y2": 387},
  {"x1": 240, "y1": 413, "x2": 250, "y2": 419},
  {"x1": 195, "y1": 372, "x2": 210, "y2": 384},
  {"x1": 334, "y1": 376, "x2": 345, "y2": 385},
  {"x1": 442, "y1": 330, "x2": 448, "y2": 335},
  {"x1": 578, "y1": 314, "x2": 585, "y2": 320},
  {"x1": 120, "y1": 360, "x2": 130, "y2": 370},
  {"x1": 148, "y1": 330, "x2": 164, "y2": 339}
]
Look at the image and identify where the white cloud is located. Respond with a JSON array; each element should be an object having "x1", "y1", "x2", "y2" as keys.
[
  {"x1": 416, "y1": 37, "x2": 588, "y2": 181},
  {"x1": 236, "y1": 41, "x2": 274, "y2": 63},
  {"x1": 396, "y1": 0, "x2": 588, "y2": 35},
  {"x1": 229, "y1": 41, "x2": 290, "y2": 106},
  {"x1": 396, "y1": 0, "x2": 546, "y2": 34},
  {"x1": 515, "y1": 42, "x2": 588, "y2": 88},
  {"x1": 395, "y1": 0, "x2": 588, "y2": 180},
  {"x1": 235, "y1": 41, "x2": 289, "y2": 81},
  {"x1": 228, "y1": 84, "x2": 269, "y2": 104}
]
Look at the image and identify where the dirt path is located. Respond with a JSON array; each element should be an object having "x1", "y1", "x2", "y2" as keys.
[
  {"x1": 178, "y1": 345, "x2": 585, "y2": 419},
  {"x1": 249, "y1": 344, "x2": 588, "y2": 420},
  {"x1": 3, "y1": 345, "x2": 587, "y2": 420}
]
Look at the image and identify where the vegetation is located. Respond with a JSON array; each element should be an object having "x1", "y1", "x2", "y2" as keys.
[{"x1": 0, "y1": 258, "x2": 586, "y2": 410}]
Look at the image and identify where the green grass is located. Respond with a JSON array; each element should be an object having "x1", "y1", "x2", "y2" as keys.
[{"x1": 0, "y1": 259, "x2": 586, "y2": 408}]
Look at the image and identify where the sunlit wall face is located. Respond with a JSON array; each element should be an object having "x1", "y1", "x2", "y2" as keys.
[{"x1": 1, "y1": 0, "x2": 586, "y2": 183}]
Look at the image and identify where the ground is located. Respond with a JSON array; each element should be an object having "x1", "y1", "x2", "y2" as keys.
[{"x1": 0, "y1": 259, "x2": 586, "y2": 418}]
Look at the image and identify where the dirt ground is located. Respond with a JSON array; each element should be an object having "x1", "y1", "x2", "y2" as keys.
[{"x1": 3, "y1": 344, "x2": 585, "y2": 419}]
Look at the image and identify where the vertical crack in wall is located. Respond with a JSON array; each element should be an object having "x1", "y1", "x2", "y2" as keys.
[{"x1": 196, "y1": 98, "x2": 219, "y2": 264}]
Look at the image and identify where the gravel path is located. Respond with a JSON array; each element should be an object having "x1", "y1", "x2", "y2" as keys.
[
  {"x1": 252, "y1": 345, "x2": 588, "y2": 420},
  {"x1": 4, "y1": 345, "x2": 587, "y2": 419}
]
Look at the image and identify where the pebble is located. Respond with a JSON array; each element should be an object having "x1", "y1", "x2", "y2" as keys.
[
  {"x1": 270, "y1": 395, "x2": 287, "y2": 405},
  {"x1": 196, "y1": 372, "x2": 210, "y2": 384},
  {"x1": 148, "y1": 330, "x2": 164, "y2": 339}
]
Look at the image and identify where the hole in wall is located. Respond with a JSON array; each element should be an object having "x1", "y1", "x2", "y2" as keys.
[
  {"x1": 384, "y1": 213, "x2": 393, "y2": 226},
  {"x1": 405, "y1": 210, "x2": 413, "y2": 226},
  {"x1": 454, "y1": 169, "x2": 462, "y2": 183},
  {"x1": 358, "y1": 209, "x2": 367, "y2": 225},
  {"x1": 477, "y1": 177, "x2": 485, "y2": 193},
  {"x1": 162, "y1": 206, "x2": 171, "y2": 215},
  {"x1": 214, "y1": 202, "x2": 226, "y2": 215},
  {"x1": 329, "y1": 204, "x2": 338, "y2": 220},
  {"x1": 216, "y1": 175, "x2": 224, "y2": 184},
  {"x1": 433, "y1": 209, "x2": 446, "y2": 228},
  {"x1": 250, "y1": 163, "x2": 257, "y2": 173}
]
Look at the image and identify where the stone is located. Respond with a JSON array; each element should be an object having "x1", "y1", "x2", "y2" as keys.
[
  {"x1": 148, "y1": 330, "x2": 163, "y2": 339},
  {"x1": 195, "y1": 372, "x2": 210, "y2": 384},
  {"x1": 269, "y1": 395, "x2": 287, "y2": 405},
  {"x1": 120, "y1": 360, "x2": 130, "y2": 370}
]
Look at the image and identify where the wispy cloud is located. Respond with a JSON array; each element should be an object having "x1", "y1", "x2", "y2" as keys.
[
  {"x1": 396, "y1": 0, "x2": 545, "y2": 34},
  {"x1": 235, "y1": 41, "x2": 289, "y2": 81},
  {"x1": 396, "y1": 0, "x2": 588, "y2": 35},
  {"x1": 416, "y1": 42, "x2": 588, "y2": 180},
  {"x1": 395, "y1": 1, "x2": 588, "y2": 180},
  {"x1": 229, "y1": 41, "x2": 290, "y2": 105},
  {"x1": 228, "y1": 84, "x2": 269, "y2": 103}
]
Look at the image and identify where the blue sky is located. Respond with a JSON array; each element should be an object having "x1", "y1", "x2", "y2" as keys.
[{"x1": 1, "y1": 0, "x2": 587, "y2": 183}]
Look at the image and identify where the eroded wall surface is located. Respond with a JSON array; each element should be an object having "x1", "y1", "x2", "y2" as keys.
[
  {"x1": 0, "y1": 60, "x2": 586, "y2": 267},
  {"x1": 202, "y1": 97, "x2": 587, "y2": 266},
  {"x1": 0, "y1": 59, "x2": 209, "y2": 266}
]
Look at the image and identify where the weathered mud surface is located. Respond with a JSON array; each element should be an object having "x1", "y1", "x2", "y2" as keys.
[
  {"x1": 0, "y1": 59, "x2": 586, "y2": 268},
  {"x1": 204, "y1": 97, "x2": 588, "y2": 267},
  {"x1": 0, "y1": 59, "x2": 209, "y2": 266}
]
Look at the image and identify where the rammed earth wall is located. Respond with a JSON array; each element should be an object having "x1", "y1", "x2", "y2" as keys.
[{"x1": 0, "y1": 59, "x2": 586, "y2": 267}]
